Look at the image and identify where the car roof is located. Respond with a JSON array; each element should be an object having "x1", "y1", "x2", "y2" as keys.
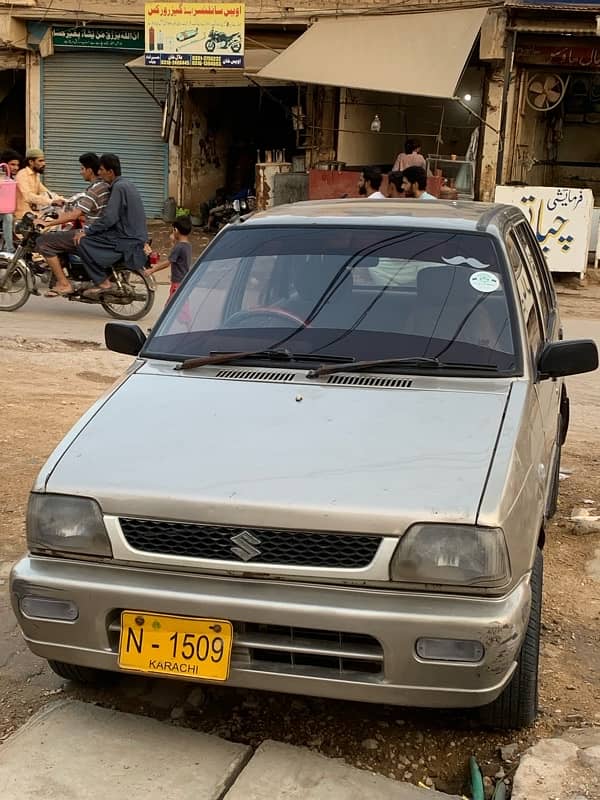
[{"x1": 241, "y1": 199, "x2": 524, "y2": 235}]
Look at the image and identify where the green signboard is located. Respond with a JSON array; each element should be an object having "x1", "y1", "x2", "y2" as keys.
[{"x1": 53, "y1": 27, "x2": 144, "y2": 51}]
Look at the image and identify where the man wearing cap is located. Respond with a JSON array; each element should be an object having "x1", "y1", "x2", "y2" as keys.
[{"x1": 15, "y1": 148, "x2": 64, "y2": 220}]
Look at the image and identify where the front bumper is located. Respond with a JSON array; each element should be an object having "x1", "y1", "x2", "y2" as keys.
[{"x1": 11, "y1": 556, "x2": 530, "y2": 709}]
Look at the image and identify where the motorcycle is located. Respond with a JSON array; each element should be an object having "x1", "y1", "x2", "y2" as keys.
[
  {"x1": 0, "y1": 211, "x2": 155, "y2": 320},
  {"x1": 205, "y1": 29, "x2": 242, "y2": 53},
  {"x1": 206, "y1": 189, "x2": 256, "y2": 232}
]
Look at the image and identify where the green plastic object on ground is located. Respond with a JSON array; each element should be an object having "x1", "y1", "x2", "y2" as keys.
[
  {"x1": 469, "y1": 756, "x2": 485, "y2": 800},
  {"x1": 492, "y1": 780, "x2": 507, "y2": 800}
]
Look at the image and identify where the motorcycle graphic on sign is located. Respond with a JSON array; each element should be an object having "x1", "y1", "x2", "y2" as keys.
[{"x1": 205, "y1": 29, "x2": 242, "y2": 53}]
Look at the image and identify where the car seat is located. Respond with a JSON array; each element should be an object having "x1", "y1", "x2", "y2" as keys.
[
  {"x1": 406, "y1": 265, "x2": 511, "y2": 351},
  {"x1": 280, "y1": 256, "x2": 354, "y2": 325}
]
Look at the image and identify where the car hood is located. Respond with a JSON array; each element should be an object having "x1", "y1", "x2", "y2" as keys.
[{"x1": 46, "y1": 365, "x2": 511, "y2": 535}]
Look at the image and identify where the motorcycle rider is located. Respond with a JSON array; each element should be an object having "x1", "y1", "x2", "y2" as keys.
[
  {"x1": 74, "y1": 153, "x2": 148, "y2": 297},
  {"x1": 35, "y1": 152, "x2": 111, "y2": 297},
  {"x1": 15, "y1": 148, "x2": 64, "y2": 221}
]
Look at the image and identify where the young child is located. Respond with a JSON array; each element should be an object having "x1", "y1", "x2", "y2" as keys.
[{"x1": 145, "y1": 216, "x2": 193, "y2": 303}]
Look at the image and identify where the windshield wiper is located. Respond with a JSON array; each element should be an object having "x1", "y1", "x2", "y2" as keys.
[
  {"x1": 177, "y1": 348, "x2": 354, "y2": 371},
  {"x1": 306, "y1": 357, "x2": 500, "y2": 379}
]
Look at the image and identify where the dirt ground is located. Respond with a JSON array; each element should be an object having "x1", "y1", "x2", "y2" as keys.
[{"x1": 1, "y1": 280, "x2": 599, "y2": 795}]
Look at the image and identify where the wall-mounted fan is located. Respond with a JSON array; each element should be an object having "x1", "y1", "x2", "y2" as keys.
[{"x1": 526, "y1": 73, "x2": 568, "y2": 112}]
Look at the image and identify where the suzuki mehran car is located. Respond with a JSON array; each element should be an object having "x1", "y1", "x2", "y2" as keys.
[{"x1": 10, "y1": 200, "x2": 598, "y2": 729}]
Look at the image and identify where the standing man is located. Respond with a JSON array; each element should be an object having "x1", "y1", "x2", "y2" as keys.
[
  {"x1": 36, "y1": 153, "x2": 111, "y2": 297},
  {"x1": 358, "y1": 167, "x2": 386, "y2": 199},
  {"x1": 75, "y1": 154, "x2": 148, "y2": 297},
  {"x1": 401, "y1": 166, "x2": 436, "y2": 200},
  {"x1": 0, "y1": 149, "x2": 22, "y2": 252},
  {"x1": 15, "y1": 148, "x2": 64, "y2": 220}
]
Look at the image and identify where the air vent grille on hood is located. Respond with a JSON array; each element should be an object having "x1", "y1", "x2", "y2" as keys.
[
  {"x1": 327, "y1": 374, "x2": 413, "y2": 388},
  {"x1": 215, "y1": 368, "x2": 296, "y2": 383}
]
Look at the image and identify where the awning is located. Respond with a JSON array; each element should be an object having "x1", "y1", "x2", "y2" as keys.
[
  {"x1": 126, "y1": 49, "x2": 287, "y2": 88},
  {"x1": 257, "y1": 8, "x2": 488, "y2": 99}
]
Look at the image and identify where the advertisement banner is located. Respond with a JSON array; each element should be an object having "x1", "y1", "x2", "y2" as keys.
[
  {"x1": 53, "y1": 27, "x2": 144, "y2": 51},
  {"x1": 144, "y1": 3, "x2": 245, "y2": 67},
  {"x1": 495, "y1": 185, "x2": 594, "y2": 276}
]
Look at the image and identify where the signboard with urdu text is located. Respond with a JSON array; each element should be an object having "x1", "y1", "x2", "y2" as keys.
[
  {"x1": 144, "y1": 3, "x2": 245, "y2": 67},
  {"x1": 53, "y1": 27, "x2": 144, "y2": 50},
  {"x1": 516, "y1": 43, "x2": 600, "y2": 69},
  {"x1": 495, "y1": 186, "x2": 594, "y2": 277}
]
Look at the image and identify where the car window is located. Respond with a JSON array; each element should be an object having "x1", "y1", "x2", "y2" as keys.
[
  {"x1": 513, "y1": 223, "x2": 553, "y2": 329},
  {"x1": 507, "y1": 233, "x2": 543, "y2": 355},
  {"x1": 149, "y1": 226, "x2": 518, "y2": 373}
]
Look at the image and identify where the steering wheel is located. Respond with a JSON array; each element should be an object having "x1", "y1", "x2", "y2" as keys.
[{"x1": 224, "y1": 306, "x2": 307, "y2": 328}]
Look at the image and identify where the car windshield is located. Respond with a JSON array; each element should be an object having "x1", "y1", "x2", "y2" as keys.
[{"x1": 146, "y1": 225, "x2": 517, "y2": 373}]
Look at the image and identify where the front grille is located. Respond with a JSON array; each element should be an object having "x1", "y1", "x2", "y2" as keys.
[
  {"x1": 107, "y1": 618, "x2": 383, "y2": 679},
  {"x1": 119, "y1": 518, "x2": 381, "y2": 569}
]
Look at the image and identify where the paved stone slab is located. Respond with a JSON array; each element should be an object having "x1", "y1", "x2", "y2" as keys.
[
  {"x1": 512, "y1": 735, "x2": 600, "y2": 800},
  {"x1": 223, "y1": 739, "x2": 460, "y2": 800},
  {"x1": 0, "y1": 700, "x2": 250, "y2": 800}
]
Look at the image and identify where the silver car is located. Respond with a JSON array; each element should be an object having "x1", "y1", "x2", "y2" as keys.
[{"x1": 10, "y1": 200, "x2": 598, "y2": 729}]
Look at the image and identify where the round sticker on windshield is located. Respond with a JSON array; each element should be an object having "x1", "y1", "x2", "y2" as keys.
[{"x1": 469, "y1": 271, "x2": 500, "y2": 293}]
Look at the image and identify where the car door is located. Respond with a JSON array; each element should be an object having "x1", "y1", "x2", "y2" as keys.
[
  {"x1": 505, "y1": 231, "x2": 552, "y2": 506},
  {"x1": 512, "y1": 222, "x2": 562, "y2": 470}
]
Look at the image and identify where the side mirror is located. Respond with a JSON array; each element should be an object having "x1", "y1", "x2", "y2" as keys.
[
  {"x1": 105, "y1": 322, "x2": 147, "y2": 356},
  {"x1": 538, "y1": 339, "x2": 598, "y2": 379}
]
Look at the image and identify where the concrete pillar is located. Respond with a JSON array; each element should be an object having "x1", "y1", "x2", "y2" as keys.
[
  {"x1": 479, "y1": 66, "x2": 503, "y2": 202},
  {"x1": 25, "y1": 52, "x2": 41, "y2": 150},
  {"x1": 167, "y1": 71, "x2": 183, "y2": 203}
]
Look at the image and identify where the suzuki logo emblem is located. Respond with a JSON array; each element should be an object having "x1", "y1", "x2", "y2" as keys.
[{"x1": 230, "y1": 530, "x2": 262, "y2": 562}]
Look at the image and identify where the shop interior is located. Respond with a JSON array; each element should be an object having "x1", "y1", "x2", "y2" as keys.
[
  {"x1": 509, "y1": 66, "x2": 600, "y2": 202},
  {"x1": 312, "y1": 65, "x2": 485, "y2": 199},
  {"x1": 0, "y1": 69, "x2": 25, "y2": 155},
  {"x1": 180, "y1": 82, "x2": 303, "y2": 215}
]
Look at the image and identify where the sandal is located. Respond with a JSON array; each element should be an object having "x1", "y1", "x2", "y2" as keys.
[{"x1": 45, "y1": 286, "x2": 74, "y2": 298}]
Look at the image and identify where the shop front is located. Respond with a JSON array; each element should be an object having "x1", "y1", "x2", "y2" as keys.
[
  {"x1": 38, "y1": 26, "x2": 168, "y2": 216},
  {"x1": 156, "y1": 41, "x2": 306, "y2": 215},
  {"x1": 495, "y1": 0, "x2": 600, "y2": 274},
  {"x1": 257, "y1": 7, "x2": 491, "y2": 202}
]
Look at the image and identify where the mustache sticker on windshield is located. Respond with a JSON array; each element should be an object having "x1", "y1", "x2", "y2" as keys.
[{"x1": 441, "y1": 256, "x2": 491, "y2": 269}]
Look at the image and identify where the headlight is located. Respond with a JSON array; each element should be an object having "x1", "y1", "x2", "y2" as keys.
[
  {"x1": 390, "y1": 525, "x2": 510, "y2": 588},
  {"x1": 27, "y1": 493, "x2": 112, "y2": 557}
]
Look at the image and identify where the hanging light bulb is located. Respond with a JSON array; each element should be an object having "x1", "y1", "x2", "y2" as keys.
[
  {"x1": 370, "y1": 114, "x2": 381, "y2": 133},
  {"x1": 463, "y1": 93, "x2": 472, "y2": 102}
]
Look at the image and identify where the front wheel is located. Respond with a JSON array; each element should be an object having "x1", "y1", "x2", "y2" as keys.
[
  {"x1": 101, "y1": 270, "x2": 155, "y2": 321},
  {"x1": 479, "y1": 548, "x2": 543, "y2": 729},
  {"x1": 0, "y1": 258, "x2": 30, "y2": 311},
  {"x1": 48, "y1": 659, "x2": 117, "y2": 686},
  {"x1": 205, "y1": 38, "x2": 216, "y2": 52}
]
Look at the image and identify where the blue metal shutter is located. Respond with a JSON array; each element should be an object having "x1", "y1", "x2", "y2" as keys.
[{"x1": 42, "y1": 52, "x2": 168, "y2": 216}]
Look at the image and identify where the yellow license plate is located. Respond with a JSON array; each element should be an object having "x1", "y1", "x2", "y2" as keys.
[{"x1": 118, "y1": 611, "x2": 233, "y2": 682}]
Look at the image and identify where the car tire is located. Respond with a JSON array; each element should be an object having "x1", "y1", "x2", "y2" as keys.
[
  {"x1": 48, "y1": 660, "x2": 118, "y2": 686},
  {"x1": 479, "y1": 548, "x2": 543, "y2": 730}
]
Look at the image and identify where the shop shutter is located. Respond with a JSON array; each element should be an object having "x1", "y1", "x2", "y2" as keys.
[{"x1": 42, "y1": 51, "x2": 168, "y2": 216}]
